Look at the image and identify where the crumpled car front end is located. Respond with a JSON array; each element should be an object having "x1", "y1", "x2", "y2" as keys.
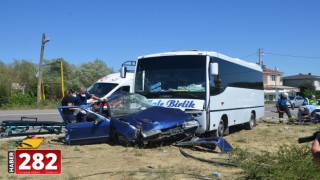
[
  {"x1": 140, "y1": 120, "x2": 199, "y2": 143},
  {"x1": 121, "y1": 106, "x2": 199, "y2": 144}
]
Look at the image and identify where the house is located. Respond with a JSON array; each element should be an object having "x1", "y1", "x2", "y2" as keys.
[
  {"x1": 263, "y1": 68, "x2": 299, "y2": 101},
  {"x1": 282, "y1": 73, "x2": 320, "y2": 91}
]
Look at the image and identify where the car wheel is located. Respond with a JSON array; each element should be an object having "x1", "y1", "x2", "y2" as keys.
[
  {"x1": 244, "y1": 113, "x2": 256, "y2": 130},
  {"x1": 216, "y1": 119, "x2": 225, "y2": 137},
  {"x1": 117, "y1": 134, "x2": 132, "y2": 147},
  {"x1": 292, "y1": 103, "x2": 295, "y2": 108}
]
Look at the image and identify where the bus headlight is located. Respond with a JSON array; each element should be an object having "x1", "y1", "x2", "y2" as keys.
[{"x1": 183, "y1": 120, "x2": 199, "y2": 129}]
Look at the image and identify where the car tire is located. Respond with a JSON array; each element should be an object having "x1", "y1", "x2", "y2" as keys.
[
  {"x1": 116, "y1": 134, "x2": 132, "y2": 147},
  {"x1": 244, "y1": 113, "x2": 256, "y2": 130},
  {"x1": 292, "y1": 103, "x2": 295, "y2": 108}
]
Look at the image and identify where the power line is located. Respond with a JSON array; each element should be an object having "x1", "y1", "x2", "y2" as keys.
[
  {"x1": 241, "y1": 52, "x2": 257, "y2": 59},
  {"x1": 265, "y1": 52, "x2": 320, "y2": 59}
]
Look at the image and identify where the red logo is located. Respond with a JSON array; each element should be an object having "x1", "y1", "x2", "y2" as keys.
[{"x1": 14, "y1": 150, "x2": 61, "y2": 174}]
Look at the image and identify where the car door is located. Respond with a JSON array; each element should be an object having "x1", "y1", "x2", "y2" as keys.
[{"x1": 65, "y1": 111, "x2": 110, "y2": 144}]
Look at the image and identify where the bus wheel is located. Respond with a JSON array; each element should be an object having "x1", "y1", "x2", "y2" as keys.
[
  {"x1": 216, "y1": 119, "x2": 225, "y2": 137},
  {"x1": 244, "y1": 113, "x2": 256, "y2": 130}
]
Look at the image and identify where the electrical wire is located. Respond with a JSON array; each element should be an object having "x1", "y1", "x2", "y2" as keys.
[
  {"x1": 241, "y1": 52, "x2": 258, "y2": 59},
  {"x1": 265, "y1": 52, "x2": 320, "y2": 59}
]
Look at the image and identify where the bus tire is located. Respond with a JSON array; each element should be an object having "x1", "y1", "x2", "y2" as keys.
[
  {"x1": 244, "y1": 113, "x2": 256, "y2": 130},
  {"x1": 216, "y1": 119, "x2": 225, "y2": 137}
]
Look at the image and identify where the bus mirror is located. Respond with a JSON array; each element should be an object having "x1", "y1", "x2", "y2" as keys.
[
  {"x1": 121, "y1": 66, "x2": 127, "y2": 78},
  {"x1": 210, "y1": 63, "x2": 218, "y2": 75}
]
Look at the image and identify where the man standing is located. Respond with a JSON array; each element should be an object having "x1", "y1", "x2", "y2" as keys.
[
  {"x1": 276, "y1": 92, "x2": 294, "y2": 123},
  {"x1": 61, "y1": 89, "x2": 80, "y2": 123},
  {"x1": 310, "y1": 95, "x2": 318, "y2": 105}
]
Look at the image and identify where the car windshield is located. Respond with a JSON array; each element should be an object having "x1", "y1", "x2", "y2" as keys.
[
  {"x1": 289, "y1": 96, "x2": 294, "y2": 100},
  {"x1": 107, "y1": 92, "x2": 154, "y2": 117}
]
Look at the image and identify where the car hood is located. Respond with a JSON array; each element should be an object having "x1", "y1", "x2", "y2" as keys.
[{"x1": 118, "y1": 106, "x2": 194, "y2": 131}]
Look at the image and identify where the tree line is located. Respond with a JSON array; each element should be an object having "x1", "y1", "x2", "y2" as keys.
[{"x1": 0, "y1": 58, "x2": 114, "y2": 108}]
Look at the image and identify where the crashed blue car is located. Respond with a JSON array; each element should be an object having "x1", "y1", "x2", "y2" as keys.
[{"x1": 58, "y1": 92, "x2": 199, "y2": 146}]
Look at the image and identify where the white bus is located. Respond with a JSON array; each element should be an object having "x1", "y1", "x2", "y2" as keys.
[{"x1": 121, "y1": 50, "x2": 264, "y2": 136}]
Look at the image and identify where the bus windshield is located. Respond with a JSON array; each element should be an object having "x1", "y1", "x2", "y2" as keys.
[{"x1": 135, "y1": 55, "x2": 206, "y2": 99}]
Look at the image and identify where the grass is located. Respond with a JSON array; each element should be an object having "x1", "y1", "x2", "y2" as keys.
[
  {"x1": 235, "y1": 138, "x2": 248, "y2": 143},
  {"x1": 127, "y1": 171, "x2": 137, "y2": 176},
  {"x1": 259, "y1": 128, "x2": 272, "y2": 135},
  {"x1": 230, "y1": 145, "x2": 320, "y2": 179},
  {"x1": 0, "y1": 99, "x2": 60, "y2": 110},
  {"x1": 64, "y1": 173, "x2": 80, "y2": 180},
  {"x1": 73, "y1": 146, "x2": 81, "y2": 152},
  {"x1": 134, "y1": 151, "x2": 144, "y2": 157},
  {"x1": 157, "y1": 169, "x2": 171, "y2": 179}
]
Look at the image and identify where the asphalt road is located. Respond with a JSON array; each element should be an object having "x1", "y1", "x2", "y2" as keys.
[
  {"x1": 0, "y1": 109, "x2": 61, "y2": 122},
  {"x1": 0, "y1": 104, "x2": 298, "y2": 122}
]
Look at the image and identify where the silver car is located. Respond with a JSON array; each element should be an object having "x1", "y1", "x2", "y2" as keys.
[{"x1": 288, "y1": 96, "x2": 307, "y2": 108}]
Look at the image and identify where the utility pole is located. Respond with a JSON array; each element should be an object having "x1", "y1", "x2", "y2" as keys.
[
  {"x1": 258, "y1": 48, "x2": 264, "y2": 67},
  {"x1": 275, "y1": 66, "x2": 278, "y2": 101},
  {"x1": 37, "y1": 33, "x2": 50, "y2": 103},
  {"x1": 60, "y1": 61, "x2": 65, "y2": 98}
]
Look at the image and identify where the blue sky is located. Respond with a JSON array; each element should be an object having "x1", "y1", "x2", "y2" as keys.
[{"x1": 1, "y1": 0, "x2": 319, "y2": 76}]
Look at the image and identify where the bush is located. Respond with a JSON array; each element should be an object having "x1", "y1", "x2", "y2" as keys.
[
  {"x1": 0, "y1": 85, "x2": 9, "y2": 107},
  {"x1": 6, "y1": 92, "x2": 36, "y2": 108},
  {"x1": 230, "y1": 145, "x2": 320, "y2": 179}
]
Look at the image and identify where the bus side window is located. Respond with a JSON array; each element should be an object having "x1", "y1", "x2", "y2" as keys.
[
  {"x1": 210, "y1": 74, "x2": 222, "y2": 94},
  {"x1": 214, "y1": 75, "x2": 222, "y2": 88}
]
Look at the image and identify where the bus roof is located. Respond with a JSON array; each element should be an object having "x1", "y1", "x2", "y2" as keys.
[{"x1": 138, "y1": 50, "x2": 262, "y2": 72}]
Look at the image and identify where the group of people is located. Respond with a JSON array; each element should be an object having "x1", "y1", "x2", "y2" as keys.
[
  {"x1": 61, "y1": 87, "x2": 101, "y2": 123},
  {"x1": 276, "y1": 93, "x2": 318, "y2": 123},
  {"x1": 62, "y1": 87, "x2": 101, "y2": 106},
  {"x1": 276, "y1": 92, "x2": 320, "y2": 165},
  {"x1": 305, "y1": 95, "x2": 318, "y2": 105}
]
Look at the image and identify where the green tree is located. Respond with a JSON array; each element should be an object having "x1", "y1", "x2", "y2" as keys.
[
  {"x1": 0, "y1": 61, "x2": 10, "y2": 106},
  {"x1": 41, "y1": 58, "x2": 66, "y2": 99},
  {"x1": 8, "y1": 59, "x2": 37, "y2": 94},
  {"x1": 0, "y1": 58, "x2": 116, "y2": 106},
  {"x1": 76, "y1": 59, "x2": 114, "y2": 88},
  {"x1": 300, "y1": 81, "x2": 316, "y2": 98}
]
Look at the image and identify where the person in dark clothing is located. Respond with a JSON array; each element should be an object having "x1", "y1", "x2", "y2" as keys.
[
  {"x1": 61, "y1": 89, "x2": 80, "y2": 123},
  {"x1": 298, "y1": 105, "x2": 317, "y2": 123},
  {"x1": 76, "y1": 87, "x2": 101, "y2": 106},
  {"x1": 276, "y1": 92, "x2": 294, "y2": 122}
]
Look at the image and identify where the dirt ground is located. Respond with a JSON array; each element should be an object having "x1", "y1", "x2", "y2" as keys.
[{"x1": 0, "y1": 119, "x2": 318, "y2": 180}]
